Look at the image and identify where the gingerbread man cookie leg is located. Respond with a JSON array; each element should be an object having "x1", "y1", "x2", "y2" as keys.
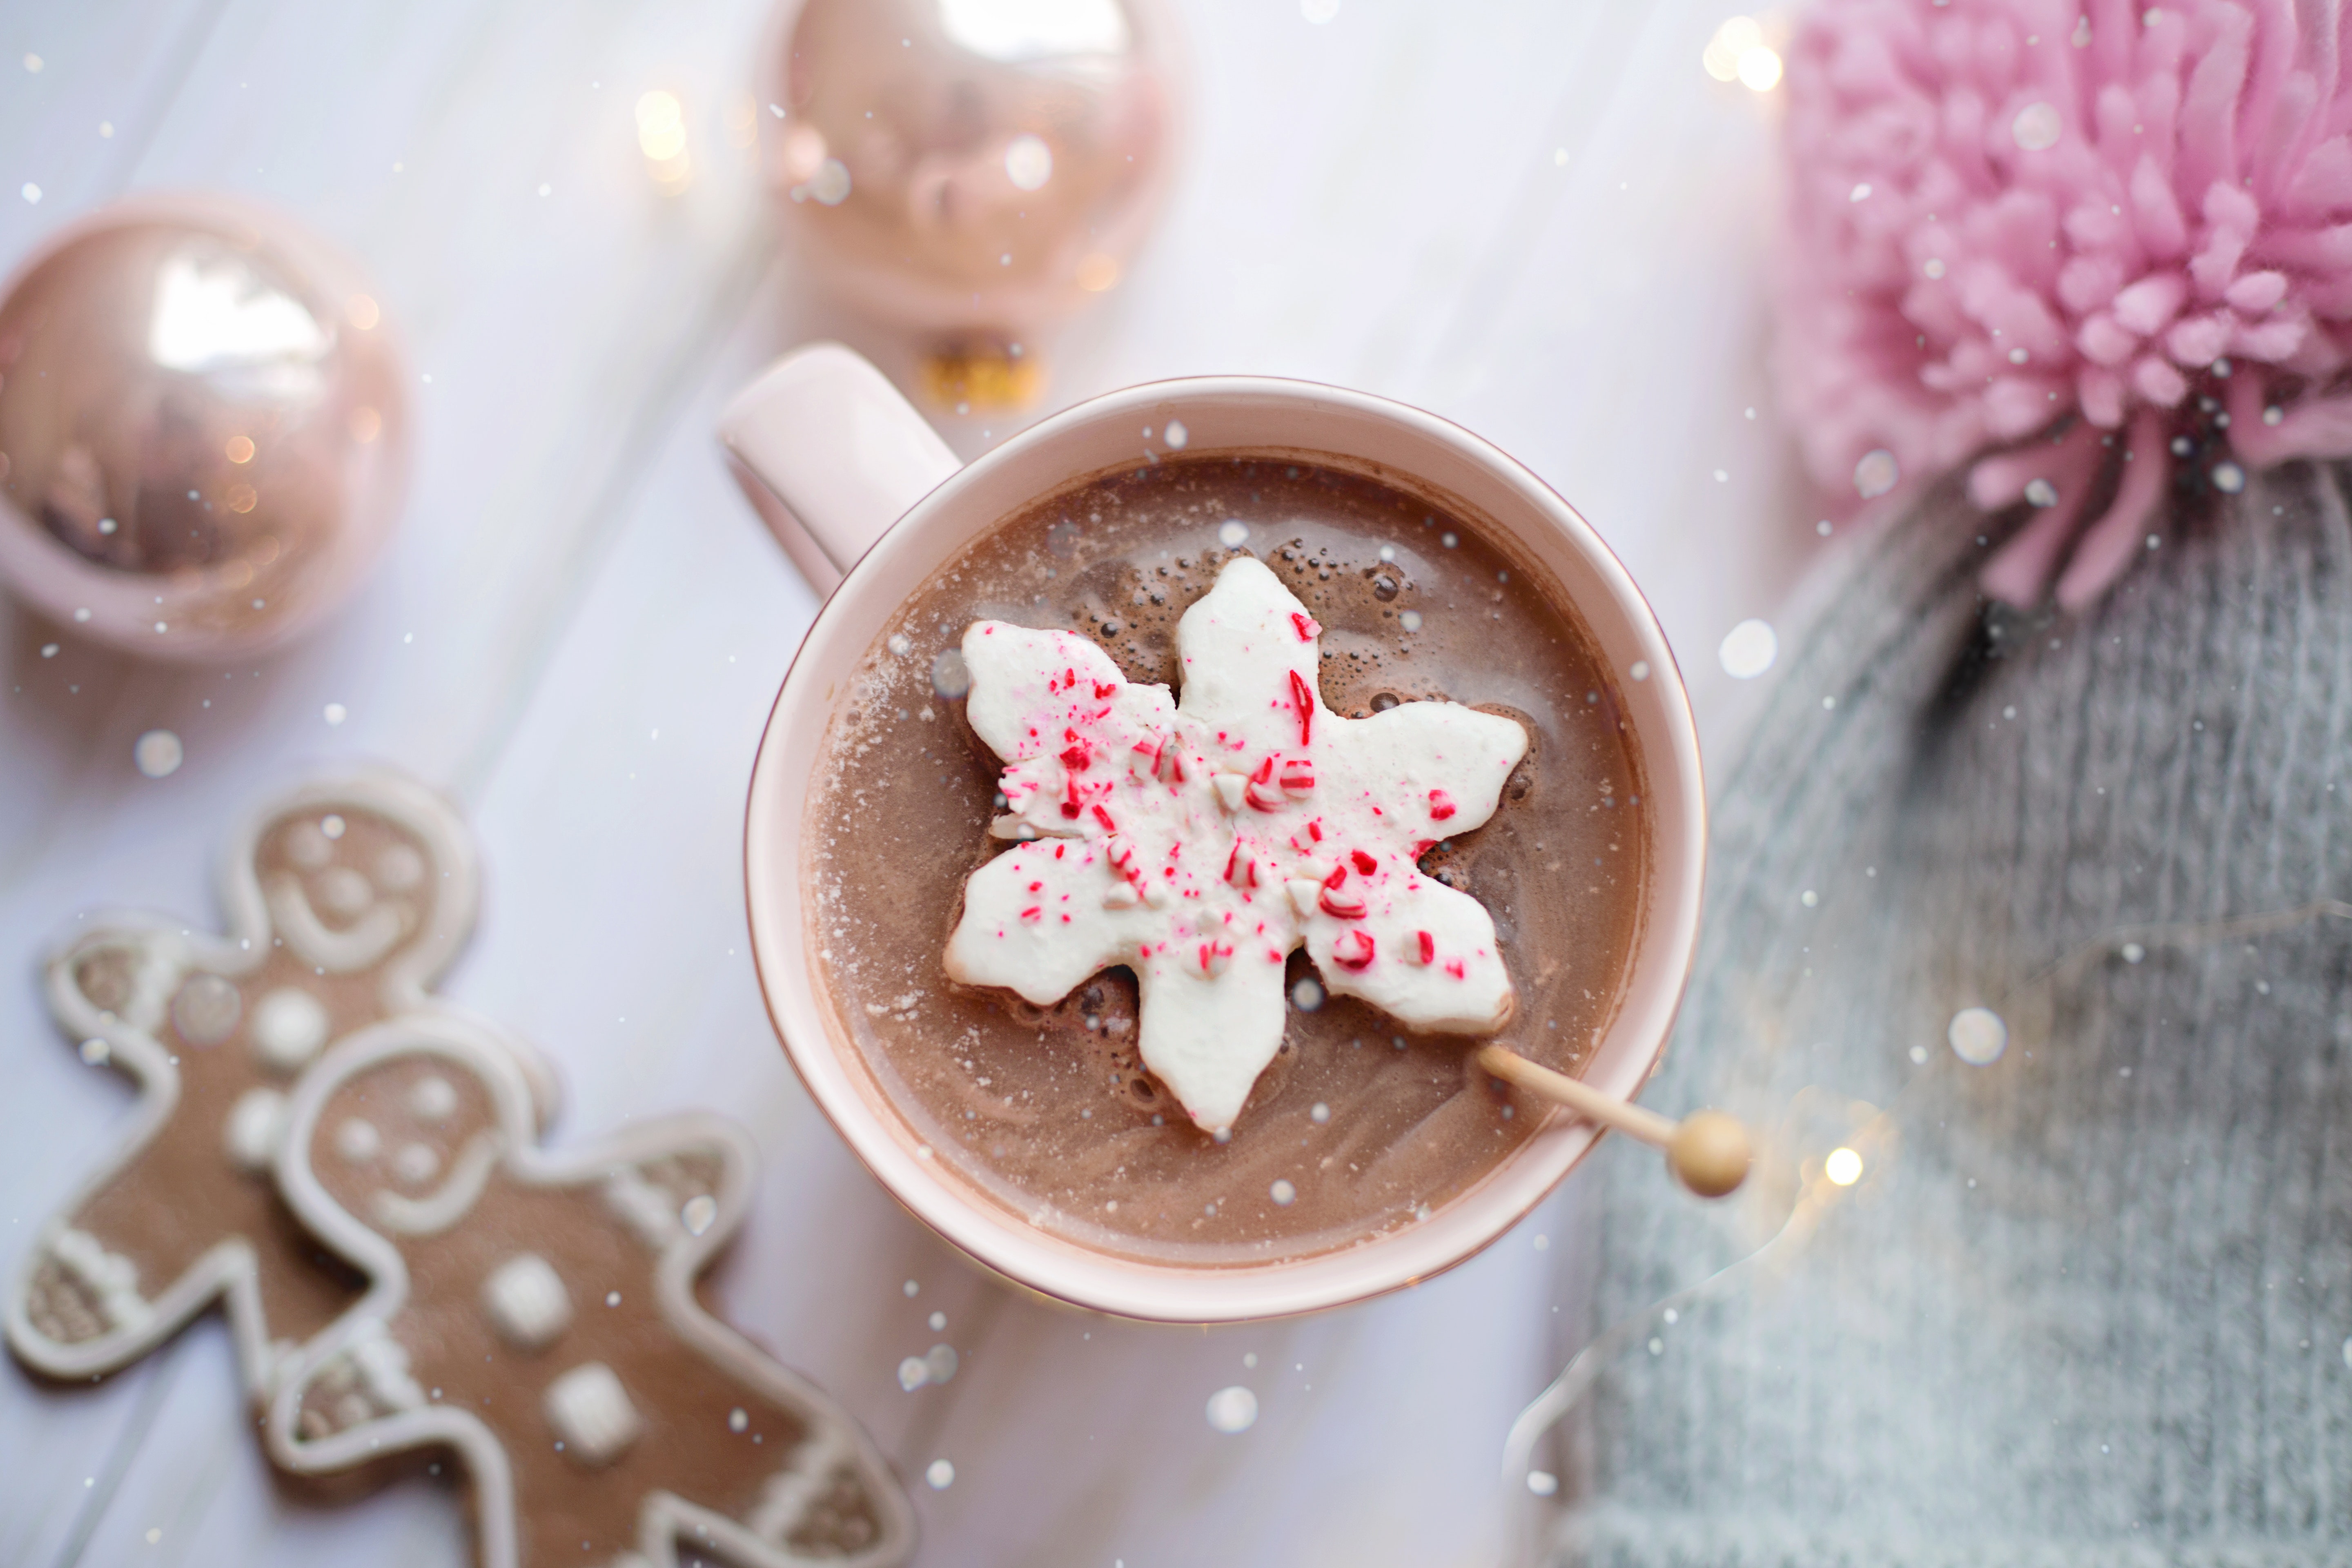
[
  {"x1": 266, "y1": 1016, "x2": 915, "y2": 1568},
  {"x1": 6, "y1": 771, "x2": 557, "y2": 1400}
]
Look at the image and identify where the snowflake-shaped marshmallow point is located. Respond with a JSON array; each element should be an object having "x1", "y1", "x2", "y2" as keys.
[{"x1": 944, "y1": 555, "x2": 1529, "y2": 1134}]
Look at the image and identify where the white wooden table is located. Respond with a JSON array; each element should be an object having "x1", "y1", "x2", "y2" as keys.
[{"x1": 0, "y1": 2, "x2": 1811, "y2": 1563}]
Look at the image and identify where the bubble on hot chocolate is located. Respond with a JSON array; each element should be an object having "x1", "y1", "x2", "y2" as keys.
[{"x1": 944, "y1": 555, "x2": 1528, "y2": 1134}]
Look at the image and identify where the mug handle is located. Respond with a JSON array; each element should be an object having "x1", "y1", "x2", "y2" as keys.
[{"x1": 716, "y1": 342, "x2": 962, "y2": 595}]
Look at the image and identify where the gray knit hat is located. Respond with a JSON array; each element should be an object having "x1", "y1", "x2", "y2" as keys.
[{"x1": 1550, "y1": 465, "x2": 2352, "y2": 1565}]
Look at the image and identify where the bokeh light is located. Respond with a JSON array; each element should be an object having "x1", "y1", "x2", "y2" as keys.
[
  {"x1": 636, "y1": 91, "x2": 692, "y2": 191},
  {"x1": 1704, "y1": 17, "x2": 1782, "y2": 92}
]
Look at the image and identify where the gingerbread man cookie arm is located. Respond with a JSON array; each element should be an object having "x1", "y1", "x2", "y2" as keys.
[
  {"x1": 628, "y1": 1118, "x2": 919, "y2": 1568},
  {"x1": 7, "y1": 918, "x2": 284, "y2": 1390}
]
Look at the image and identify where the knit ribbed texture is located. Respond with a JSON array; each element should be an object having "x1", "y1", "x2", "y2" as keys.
[{"x1": 1555, "y1": 464, "x2": 2352, "y2": 1565}]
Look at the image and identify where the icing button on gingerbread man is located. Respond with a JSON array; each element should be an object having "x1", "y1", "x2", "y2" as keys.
[
  {"x1": 6, "y1": 771, "x2": 555, "y2": 1399},
  {"x1": 267, "y1": 1015, "x2": 915, "y2": 1568}
]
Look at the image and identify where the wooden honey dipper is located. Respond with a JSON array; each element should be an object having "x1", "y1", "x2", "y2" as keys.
[{"x1": 1474, "y1": 1044, "x2": 1753, "y2": 1198}]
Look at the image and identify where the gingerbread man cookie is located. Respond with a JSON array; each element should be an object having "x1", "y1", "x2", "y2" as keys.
[
  {"x1": 7, "y1": 771, "x2": 555, "y2": 1398},
  {"x1": 265, "y1": 1015, "x2": 915, "y2": 1568}
]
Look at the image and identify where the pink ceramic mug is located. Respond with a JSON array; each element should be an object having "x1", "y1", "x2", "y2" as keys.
[{"x1": 721, "y1": 344, "x2": 1704, "y2": 1322}]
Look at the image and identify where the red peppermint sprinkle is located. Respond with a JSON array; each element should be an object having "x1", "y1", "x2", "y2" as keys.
[
  {"x1": 1351, "y1": 849, "x2": 1378, "y2": 875},
  {"x1": 1239, "y1": 754, "x2": 1280, "y2": 812},
  {"x1": 1415, "y1": 930, "x2": 1435, "y2": 964},
  {"x1": 1333, "y1": 929, "x2": 1376, "y2": 970},
  {"x1": 1288, "y1": 670, "x2": 1314, "y2": 745},
  {"x1": 1278, "y1": 759, "x2": 1315, "y2": 797},
  {"x1": 1092, "y1": 804, "x2": 1117, "y2": 831},
  {"x1": 1444, "y1": 958, "x2": 1466, "y2": 980},
  {"x1": 1021, "y1": 906, "x2": 1042, "y2": 922},
  {"x1": 1319, "y1": 868, "x2": 1368, "y2": 919},
  {"x1": 1428, "y1": 788, "x2": 1457, "y2": 821},
  {"x1": 1061, "y1": 743, "x2": 1091, "y2": 771},
  {"x1": 1290, "y1": 612, "x2": 1321, "y2": 642}
]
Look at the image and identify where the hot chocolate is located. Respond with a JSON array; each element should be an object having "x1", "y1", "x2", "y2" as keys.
[{"x1": 804, "y1": 454, "x2": 1647, "y2": 1266}]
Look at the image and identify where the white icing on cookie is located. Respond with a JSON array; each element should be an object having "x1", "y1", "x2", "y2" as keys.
[
  {"x1": 250, "y1": 986, "x2": 331, "y2": 1074},
  {"x1": 408, "y1": 1074, "x2": 459, "y2": 1122},
  {"x1": 601, "y1": 1168, "x2": 682, "y2": 1250},
  {"x1": 224, "y1": 1087, "x2": 289, "y2": 1170},
  {"x1": 392, "y1": 1141, "x2": 441, "y2": 1186},
  {"x1": 355, "y1": 1323, "x2": 425, "y2": 1410},
  {"x1": 368, "y1": 1130, "x2": 500, "y2": 1236},
  {"x1": 317, "y1": 865, "x2": 374, "y2": 918},
  {"x1": 750, "y1": 1423, "x2": 855, "y2": 1537},
  {"x1": 944, "y1": 555, "x2": 1528, "y2": 1132},
  {"x1": 307, "y1": 1319, "x2": 426, "y2": 1424},
  {"x1": 169, "y1": 972, "x2": 242, "y2": 1046},
  {"x1": 266, "y1": 873, "x2": 408, "y2": 972},
  {"x1": 48, "y1": 1229, "x2": 152, "y2": 1333},
  {"x1": 481, "y1": 1252, "x2": 572, "y2": 1351},
  {"x1": 543, "y1": 1361, "x2": 643, "y2": 1466},
  {"x1": 334, "y1": 1117, "x2": 382, "y2": 1164}
]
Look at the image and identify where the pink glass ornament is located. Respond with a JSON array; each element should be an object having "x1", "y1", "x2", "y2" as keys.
[
  {"x1": 0, "y1": 192, "x2": 408, "y2": 659},
  {"x1": 760, "y1": 0, "x2": 1180, "y2": 392}
]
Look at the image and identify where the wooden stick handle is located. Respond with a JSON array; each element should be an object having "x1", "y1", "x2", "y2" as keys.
[
  {"x1": 1475, "y1": 1043, "x2": 1677, "y2": 1146},
  {"x1": 1474, "y1": 1043, "x2": 1753, "y2": 1199}
]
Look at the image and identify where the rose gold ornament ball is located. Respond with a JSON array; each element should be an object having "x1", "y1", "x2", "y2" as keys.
[
  {"x1": 0, "y1": 193, "x2": 408, "y2": 660},
  {"x1": 762, "y1": 0, "x2": 1180, "y2": 390}
]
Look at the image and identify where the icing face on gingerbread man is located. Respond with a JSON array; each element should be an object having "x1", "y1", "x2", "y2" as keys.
[
  {"x1": 269, "y1": 1018, "x2": 914, "y2": 1568},
  {"x1": 6, "y1": 771, "x2": 547, "y2": 1397}
]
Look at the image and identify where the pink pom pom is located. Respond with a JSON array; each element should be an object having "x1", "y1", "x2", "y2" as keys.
[{"x1": 1779, "y1": 0, "x2": 2352, "y2": 606}]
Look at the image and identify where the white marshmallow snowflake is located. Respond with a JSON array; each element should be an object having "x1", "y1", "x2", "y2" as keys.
[{"x1": 944, "y1": 555, "x2": 1529, "y2": 1133}]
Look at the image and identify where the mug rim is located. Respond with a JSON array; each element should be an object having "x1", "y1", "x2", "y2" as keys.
[{"x1": 744, "y1": 372, "x2": 1705, "y2": 1322}]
